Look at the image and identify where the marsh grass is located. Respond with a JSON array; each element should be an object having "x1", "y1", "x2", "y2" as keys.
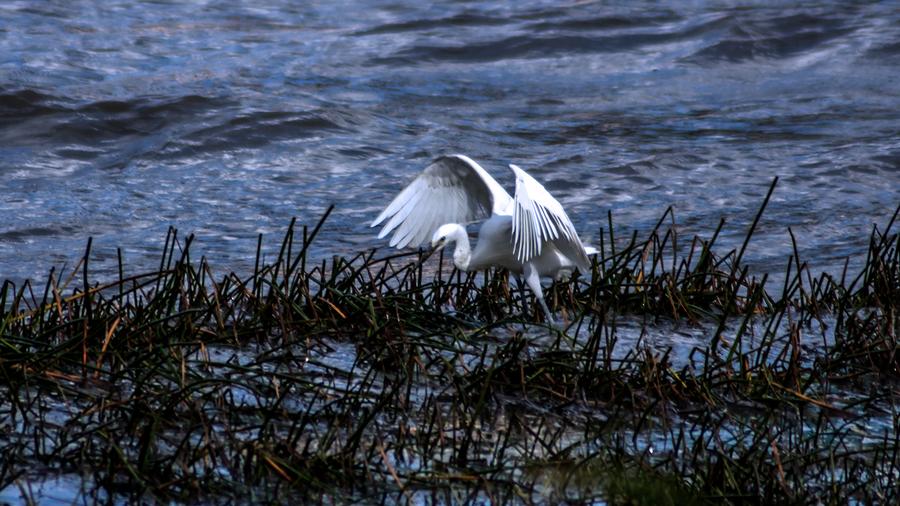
[{"x1": 1, "y1": 184, "x2": 898, "y2": 504}]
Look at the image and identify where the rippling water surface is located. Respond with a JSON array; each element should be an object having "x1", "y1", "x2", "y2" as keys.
[{"x1": 1, "y1": 1, "x2": 898, "y2": 283}]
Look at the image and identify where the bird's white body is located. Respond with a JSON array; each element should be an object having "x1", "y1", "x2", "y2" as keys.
[
  {"x1": 445, "y1": 217, "x2": 580, "y2": 277},
  {"x1": 372, "y1": 154, "x2": 594, "y2": 321}
]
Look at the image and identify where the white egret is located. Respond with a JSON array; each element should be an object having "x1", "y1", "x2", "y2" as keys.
[{"x1": 371, "y1": 154, "x2": 595, "y2": 322}]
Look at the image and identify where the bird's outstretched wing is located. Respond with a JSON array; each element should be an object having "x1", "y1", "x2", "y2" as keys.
[
  {"x1": 510, "y1": 164, "x2": 590, "y2": 271},
  {"x1": 372, "y1": 154, "x2": 513, "y2": 249}
]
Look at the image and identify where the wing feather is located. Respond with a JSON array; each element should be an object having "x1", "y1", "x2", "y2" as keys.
[
  {"x1": 372, "y1": 155, "x2": 514, "y2": 249},
  {"x1": 510, "y1": 164, "x2": 590, "y2": 271},
  {"x1": 379, "y1": 186, "x2": 425, "y2": 239}
]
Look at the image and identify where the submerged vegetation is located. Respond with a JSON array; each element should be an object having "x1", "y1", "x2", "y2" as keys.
[{"x1": 1, "y1": 180, "x2": 898, "y2": 504}]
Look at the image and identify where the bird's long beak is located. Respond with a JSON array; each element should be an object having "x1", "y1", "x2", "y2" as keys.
[
  {"x1": 410, "y1": 240, "x2": 443, "y2": 267},
  {"x1": 417, "y1": 240, "x2": 444, "y2": 265}
]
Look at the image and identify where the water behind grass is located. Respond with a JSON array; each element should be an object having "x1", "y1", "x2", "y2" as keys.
[{"x1": 0, "y1": 1, "x2": 898, "y2": 284}]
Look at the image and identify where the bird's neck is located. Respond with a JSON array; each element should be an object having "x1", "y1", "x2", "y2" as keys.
[{"x1": 448, "y1": 226, "x2": 472, "y2": 271}]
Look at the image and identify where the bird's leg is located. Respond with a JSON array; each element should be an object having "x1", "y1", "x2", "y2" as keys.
[
  {"x1": 514, "y1": 275, "x2": 530, "y2": 317},
  {"x1": 523, "y1": 264, "x2": 555, "y2": 325}
]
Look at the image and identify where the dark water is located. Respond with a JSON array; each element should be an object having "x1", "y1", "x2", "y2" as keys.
[{"x1": 1, "y1": 1, "x2": 899, "y2": 284}]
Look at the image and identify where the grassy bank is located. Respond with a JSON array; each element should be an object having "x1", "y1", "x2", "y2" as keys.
[{"x1": 1, "y1": 187, "x2": 898, "y2": 504}]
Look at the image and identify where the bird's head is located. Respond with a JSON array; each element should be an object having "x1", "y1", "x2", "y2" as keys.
[{"x1": 431, "y1": 223, "x2": 459, "y2": 250}]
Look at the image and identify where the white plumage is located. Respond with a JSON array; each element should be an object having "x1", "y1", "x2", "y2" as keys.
[{"x1": 372, "y1": 154, "x2": 594, "y2": 321}]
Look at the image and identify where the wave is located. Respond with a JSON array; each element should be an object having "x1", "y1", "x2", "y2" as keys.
[
  {"x1": 369, "y1": 8, "x2": 874, "y2": 67},
  {"x1": 0, "y1": 90, "x2": 353, "y2": 168},
  {"x1": 683, "y1": 13, "x2": 855, "y2": 63},
  {"x1": 162, "y1": 110, "x2": 350, "y2": 158},
  {"x1": 370, "y1": 13, "x2": 731, "y2": 64},
  {"x1": 354, "y1": 12, "x2": 507, "y2": 36}
]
